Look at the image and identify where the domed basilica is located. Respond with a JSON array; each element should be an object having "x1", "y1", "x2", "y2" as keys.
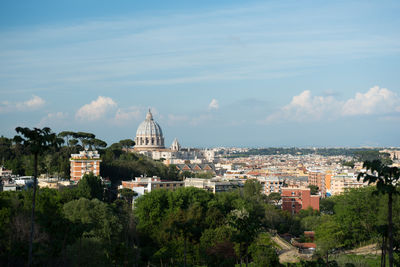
[
  {"x1": 133, "y1": 109, "x2": 215, "y2": 164},
  {"x1": 134, "y1": 110, "x2": 165, "y2": 151}
]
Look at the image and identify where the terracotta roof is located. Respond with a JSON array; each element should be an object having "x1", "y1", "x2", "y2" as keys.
[{"x1": 293, "y1": 242, "x2": 316, "y2": 249}]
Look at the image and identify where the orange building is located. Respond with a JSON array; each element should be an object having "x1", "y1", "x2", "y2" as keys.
[
  {"x1": 70, "y1": 150, "x2": 101, "y2": 182},
  {"x1": 281, "y1": 187, "x2": 319, "y2": 214},
  {"x1": 325, "y1": 172, "x2": 333, "y2": 192}
]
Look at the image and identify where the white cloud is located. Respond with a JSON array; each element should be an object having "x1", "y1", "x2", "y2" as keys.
[
  {"x1": 76, "y1": 96, "x2": 117, "y2": 121},
  {"x1": 208, "y1": 99, "x2": 219, "y2": 110},
  {"x1": 18, "y1": 95, "x2": 45, "y2": 110},
  {"x1": 38, "y1": 112, "x2": 68, "y2": 127},
  {"x1": 0, "y1": 95, "x2": 45, "y2": 113},
  {"x1": 266, "y1": 90, "x2": 339, "y2": 122},
  {"x1": 265, "y1": 86, "x2": 400, "y2": 122},
  {"x1": 114, "y1": 106, "x2": 142, "y2": 122},
  {"x1": 342, "y1": 86, "x2": 400, "y2": 115}
]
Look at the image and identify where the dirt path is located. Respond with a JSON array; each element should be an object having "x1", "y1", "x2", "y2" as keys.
[
  {"x1": 346, "y1": 244, "x2": 380, "y2": 255},
  {"x1": 272, "y1": 235, "x2": 300, "y2": 263}
]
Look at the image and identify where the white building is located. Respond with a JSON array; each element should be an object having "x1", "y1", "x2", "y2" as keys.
[{"x1": 120, "y1": 176, "x2": 184, "y2": 197}]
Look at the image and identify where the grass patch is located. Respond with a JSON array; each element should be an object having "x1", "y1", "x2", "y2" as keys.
[{"x1": 331, "y1": 253, "x2": 381, "y2": 266}]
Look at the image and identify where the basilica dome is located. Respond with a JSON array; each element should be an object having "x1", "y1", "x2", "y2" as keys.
[{"x1": 134, "y1": 110, "x2": 165, "y2": 150}]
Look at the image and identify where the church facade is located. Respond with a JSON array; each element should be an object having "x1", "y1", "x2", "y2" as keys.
[{"x1": 134, "y1": 110, "x2": 215, "y2": 164}]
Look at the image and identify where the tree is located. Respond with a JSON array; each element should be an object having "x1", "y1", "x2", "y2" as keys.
[
  {"x1": 119, "y1": 139, "x2": 135, "y2": 150},
  {"x1": 14, "y1": 127, "x2": 62, "y2": 266},
  {"x1": 92, "y1": 138, "x2": 107, "y2": 150},
  {"x1": 200, "y1": 226, "x2": 236, "y2": 267},
  {"x1": 315, "y1": 217, "x2": 345, "y2": 266},
  {"x1": 58, "y1": 131, "x2": 75, "y2": 148},
  {"x1": 68, "y1": 139, "x2": 79, "y2": 147},
  {"x1": 320, "y1": 198, "x2": 335, "y2": 215},
  {"x1": 73, "y1": 132, "x2": 96, "y2": 149},
  {"x1": 165, "y1": 208, "x2": 196, "y2": 267},
  {"x1": 248, "y1": 232, "x2": 279, "y2": 267},
  {"x1": 166, "y1": 164, "x2": 179, "y2": 180},
  {"x1": 77, "y1": 173, "x2": 104, "y2": 200},
  {"x1": 358, "y1": 160, "x2": 400, "y2": 267},
  {"x1": 243, "y1": 179, "x2": 262, "y2": 200},
  {"x1": 308, "y1": 185, "x2": 319, "y2": 195},
  {"x1": 63, "y1": 198, "x2": 123, "y2": 264},
  {"x1": 118, "y1": 188, "x2": 137, "y2": 205},
  {"x1": 267, "y1": 192, "x2": 281, "y2": 206}
]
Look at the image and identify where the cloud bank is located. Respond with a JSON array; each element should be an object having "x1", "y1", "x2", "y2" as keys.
[
  {"x1": 0, "y1": 95, "x2": 45, "y2": 113},
  {"x1": 76, "y1": 96, "x2": 117, "y2": 121},
  {"x1": 266, "y1": 86, "x2": 400, "y2": 122}
]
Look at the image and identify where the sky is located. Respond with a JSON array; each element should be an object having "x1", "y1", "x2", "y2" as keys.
[{"x1": 0, "y1": 0, "x2": 400, "y2": 148}]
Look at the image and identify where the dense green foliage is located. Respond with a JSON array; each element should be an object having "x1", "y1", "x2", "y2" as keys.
[
  {"x1": 0, "y1": 179, "x2": 285, "y2": 266},
  {"x1": 314, "y1": 187, "x2": 400, "y2": 265},
  {"x1": 101, "y1": 149, "x2": 180, "y2": 183},
  {"x1": 0, "y1": 176, "x2": 137, "y2": 266},
  {"x1": 133, "y1": 181, "x2": 283, "y2": 266},
  {"x1": 2, "y1": 177, "x2": 400, "y2": 265}
]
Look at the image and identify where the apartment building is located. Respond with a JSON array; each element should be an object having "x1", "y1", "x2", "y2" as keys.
[
  {"x1": 256, "y1": 176, "x2": 284, "y2": 195},
  {"x1": 307, "y1": 170, "x2": 326, "y2": 196},
  {"x1": 281, "y1": 187, "x2": 319, "y2": 214},
  {"x1": 70, "y1": 150, "x2": 101, "y2": 182},
  {"x1": 330, "y1": 174, "x2": 368, "y2": 195}
]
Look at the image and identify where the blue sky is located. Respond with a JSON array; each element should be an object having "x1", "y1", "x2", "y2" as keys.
[{"x1": 1, "y1": 0, "x2": 399, "y2": 147}]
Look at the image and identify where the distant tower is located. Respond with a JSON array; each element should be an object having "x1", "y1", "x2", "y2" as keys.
[
  {"x1": 170, "y1": 138, "x2": 181, "y2": 151},
  {"x1": 134, "y1": 109, "x2": 165, "y2": 151}
]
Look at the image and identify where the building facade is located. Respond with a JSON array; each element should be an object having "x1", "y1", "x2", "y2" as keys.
[
  {"x1": 70, "y1": 150, "x2": 101, "y2": 182},
  {"x1": 256, "y1": 176, "x2": 284, "y2": 195},
  {"x1": 307, "y1": 170, "x2": 326, "y2": 196},
  {"x1": 184, "y1": 177, "x2": 242, "y2": 193},
  {"x1": 120, "y1": 176, "x2": 184, "y2": 197},
  {"x1": 330, "y1": 174, "x2": 368, "y2": 195},
  {"x1": 281, "y1": 187, "x2": 319, "y2": 214}
]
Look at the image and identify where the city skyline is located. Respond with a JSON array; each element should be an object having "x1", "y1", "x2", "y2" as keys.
[{"x1": 1, "y1": 0, "x2": 399, "y2": 147}]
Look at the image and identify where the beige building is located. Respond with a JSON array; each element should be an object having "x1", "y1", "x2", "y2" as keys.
[
  {"x1": 380, "y1": 149, "x2": 400, "y2": 160},
  {"x1": 184, "y1": 177, "x2": 242, "y2": 193},
  {"x1": 70, "y1": 150, "x2": 101, "y2": 182},
  {"x1": 256, "y1": 176, "x2": 284, "y2": 195},
  {"x1": 38, "y1": 178, "x2": 71, "y2": 189},
  {"x1": 330, "y1": 174, "x2": 368, "y2": 195}
]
